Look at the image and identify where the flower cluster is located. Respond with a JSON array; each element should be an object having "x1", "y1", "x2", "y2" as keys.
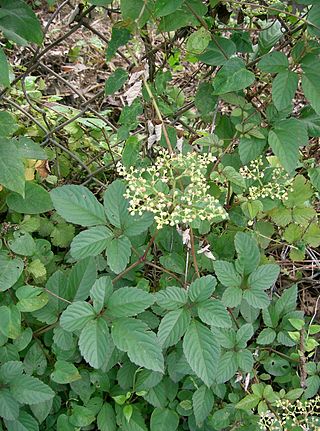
[
  {"x1": 117, "y1": 150, "x2": 228, "y2": 229},
  {"x1": 239, "y1": 157, "x2": 294, "y2": 201},
  {"x1": 259, "y1": 396, "x2": 320, "y2": 431}
]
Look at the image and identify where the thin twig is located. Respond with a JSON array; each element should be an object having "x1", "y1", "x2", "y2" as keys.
[{"x1": 189, "y1": 228, "x2": 200, "y2": 278}]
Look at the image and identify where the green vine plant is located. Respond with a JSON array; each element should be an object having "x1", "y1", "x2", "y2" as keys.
[{"x1": 0, "y1": 0, "x2": 320, "y2": 430}]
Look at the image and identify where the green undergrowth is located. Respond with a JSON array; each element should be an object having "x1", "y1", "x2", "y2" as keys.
[{"x1": 0, "y1": 1, "x2": 320, "y2": 430}]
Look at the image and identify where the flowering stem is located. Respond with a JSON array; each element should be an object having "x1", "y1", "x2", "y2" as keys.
[
  {"x1": 143, "y1": 79, "x2": 174, "y2": 153},
  {"x1": 299, "y1": 328, "x2": 307, "y2": 388}
]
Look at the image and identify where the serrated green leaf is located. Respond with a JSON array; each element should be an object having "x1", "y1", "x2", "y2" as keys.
[
  {"x1": 198, "y1": 38, "x2": 236, "y2": 66},
  {"x1": 120, "y1": 0, "x2": 151, "y2": 24},
  {"x1": 111, "y1": 318, "x2": 164, "y2": 372},
  {"x1": 105, "y1": 235, "x2": 131, "y2": 274},
  {"x1": 119, "y1": 406, "x2": 147, "y2": 431},
  {"x1": 50, "y1": 223, "x2": 75, "y2": 248},
  {"x1": 275, "y1": 285, "x2": 297, "y2": 316},
  {"x1": 0, "y1": 390, "x2": 19, "y2": 420},
  {"x1": 97, "y1": 403, "x2": 116, "y2": 431},
  {"x1": 304, "y1": 223, "x2": 320, "y2": 247},
  {"x1": 159, "y1": 253, "x2": 185, "y2": 274},
  {"x1": 0, "y1": 361, "x2": 23, "y2": 384},
  {"x1": 135, "y1": 370, "x2": 163, "y2": 392},
  {"x1": 300, "y1": 106, "x2": 320, "y2": 137},
  {"x1": 107, "y1": 287, "x2": 154, "y2": 318},
  {"x1": 257, "y1": 328, "x2": 277, "y2": 345},
  {"x1": 28, "y1": 258, "x2": 46, "y2": 280},
  {"x1": 157, "y1": 308, "x2": 190, "y2": 348},
  {"x1": 283, "y1": 224, "x2": 303, "y2": 243},
  {"x1": 90, "y1": 276, "x2": 113, "y2": 314},
  {"x1": 0, "y1": 48, "x2": 10, "y2": 87},
  {"x1": 67, "y1": 256, "x2": 97, "y2": 301},
  {"x1": 0, "y1": 255, "x2": 24, "y2": 292},
  {"x1": 272, "y1": 71, "x2": 298, "y2": 111},
  {"x1": 60, "y1": 301, "x2": 95, "y2": 332},
  {"x1": 105, "y1": 68, "x2": 128, "y2": 95},
  {"x1": 70, "y1": 226, "x2": 113, "y2": 259},
  {"x1": 236, "y1": 393, "x2": 260, "y2": 410},
  {"x1": 307, "y1": 4, "x2": 320, "y2": 37},
  {"x1": 155, "y1": 286, "x2": 188, "y2": 310},
  {"x1": 122, "y1": 136, "x2": 140, "y2": 168},
  {"x1": 51, "y1": 360, "x2": 81, "y2": 384},
  {"x1": 222, "y1": 286, "x2": 243, "y2": 308},
  {"x1": 33, "y1": 271, "x2": 68, "y2": 324},
  {"x1": 236, "y1": 349, "x2": 254, "y2": 372},
  {"x1": 258, "y1": 21, "x2": 282, "y2": 53},
  {"x1": 235, "y1": 232, "x2": 260, "y2": 275},
  {"x1": 305, "y1": 375, "x2": 320, "y2": 399},
  {"x1": 79, "y1": 319, "x2": 114, "y2": 369},
  {"x1": 308, "y1": 167, "x2": 320, "y2": 191},
  {"x1": 270, "y1": 206, "x2": 292, "y2": 227},
  {"x1": 0, "y1": 111, "x2": 18, "y2": 137},
  {"x1": 106, "y1": 27, "x2": 131, "y2": 61},
  {"x1": 243, "y1": 288, "x2": 270, "y2": 309},
  {"x1": 186, "y1": 27, "x2": 211, "y2": 54},
  {"x1": 236, "y1": 324, "x2": 254, "y2": 348},
  {"x1": 0, "y1": 0, "x2": 43, "y2": 45},
  {"x1": 150, "y1": 407, "x2": 179, "y2": 431},
  {"x1": 268, "y1": 119, "x2": 308, "y2": 173},
  {"x1": 0, "y1": 305, "x2": 21, "y2": 339},
  {"x1": 154, "y1": 0, "x2": 183, "y2": 17},
  {"x1": 292, "y1": 206, "x2": 316, "y2": 226},
  {"x1": 103, "y1": 180, "x2": 129, "y2": 228},
  {"x1": 69, "y1": 405, "x2": 95, "y2": 427},
  {"x1": 56, "y1": 414, "x2": 74, "y2": 431},
  {"x1": 53, "y1": 327, "x2": 74, "y2": 351},
  {"x1": 4, "y1": 411, "x2": 39, "y2": 431},
  {"x1": 213, "y1": 58, "x2": 255, "y2": 95},
  {"x1": 183, "y1": 321, "x2": 220, "y2": 387},
  {"x1": 16, "y1": 285, "x2": 48, "y2": 312},
  {"x1": 8, "y1": 232, "x2": 35, "y2": 256},
  {"x1": 144, "y1": 380, "x2": 168, "y2": 408},
  {"x1": 213, "y1": 261, "x2": 242, "y2": 288},
  {"x1": 17, "y1": 137, "x2": 47, "y2": 160},
  {"x1": 24, "y1": 342, "x2": 47, "y2": 376},
  {"x1": 51, "y1": 185, "x2": 106, "y2": 226},
  {"x1": 222, "y1": 165, "x2": 246, "y2": 188},
  {"x1": 197, "y1": 299, "x2": 231, "y2": 328},
  {"x1": 30, "y1": 399, "x2": 52, "y2": 425},
  {"x1": 0, "y1": 138, "x2": 25, "y2": 196},
  {"x1": 216, "y1": 351, "x2": 238, "y2": 384},
  {"x1": 158, "y1": 0, "x2": 207, "y2": 32},
  {"x1": 10, "y1": 375, "x2": 54, "y2": 404},
  {"x1": 7, "y1": 181, "x2": 53, "y2": 214},
  {"x1": 123, "y1": 211, "x2": 154, "y2": 237},
  {"x1": 248, "y1": 264, "x2": 280, "y2": 290},
  {"x1": 194, "y1": 83, "x2": 218, "y2": 115},
  {"x1": 192, "y1": 385, "x2": 214, "y2": 426},
  {"x1": 258, "y1": 51, "x2": 289, "y2": 73},
  {"x1": 285, "y1": 175, "x2": 313, "y2": 208},
  {"x1": 188, "y1": 275, "x2": 217, "y2": 303},
  {"x1": 239, "y1": 137, "x2": 266, "y2": 164}
]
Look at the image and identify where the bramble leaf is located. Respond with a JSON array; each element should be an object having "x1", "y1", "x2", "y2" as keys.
[
  {"x1": 51, "y1": 185, "x2": 106, "y2": 226},
  {"x1": 111, "y1": 318, "x2": 164, "y2": 373},
  {"x1": 183, "y1": 321, "x2": 220, "y2": 387}
]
